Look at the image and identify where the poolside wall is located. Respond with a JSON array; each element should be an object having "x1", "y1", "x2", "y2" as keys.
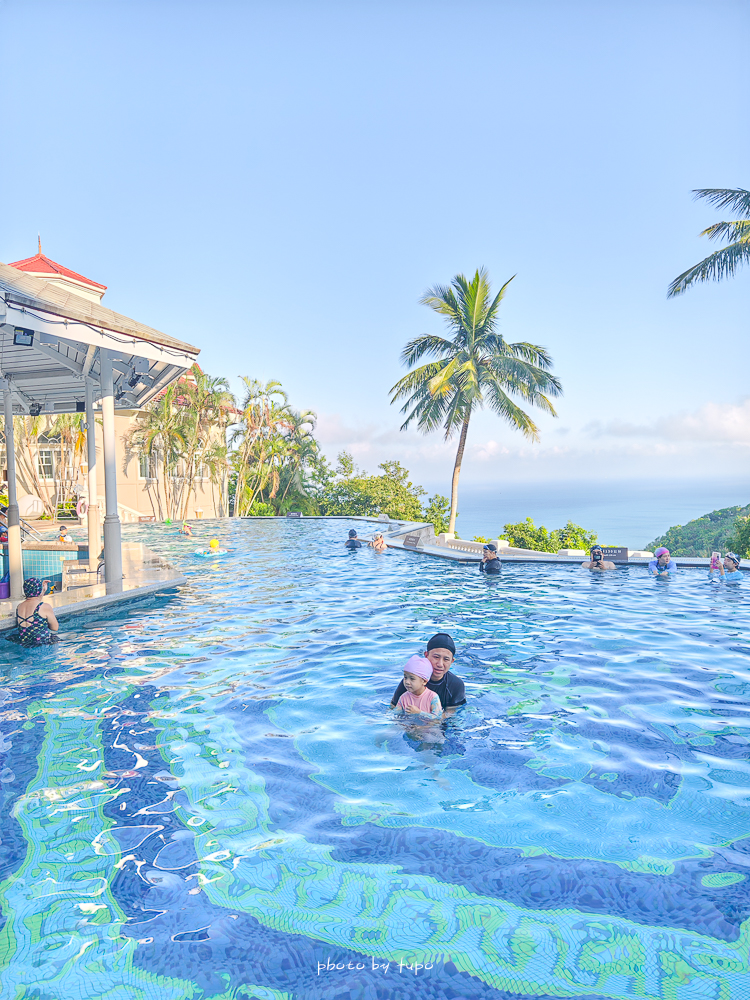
[{"x1": 1, "y1": 543, "x2": 89, "y2": 587}]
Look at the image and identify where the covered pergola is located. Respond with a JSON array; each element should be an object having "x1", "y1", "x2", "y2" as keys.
[{"x1": 0, "y1": 261, "x2": 199, "y2": 599}]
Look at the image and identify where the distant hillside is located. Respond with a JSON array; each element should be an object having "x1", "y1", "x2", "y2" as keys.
[{"x1": 647, "y1": 503, "x2": 750, "y2": 557}]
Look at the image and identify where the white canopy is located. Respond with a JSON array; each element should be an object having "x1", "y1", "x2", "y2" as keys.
[
  {"x1": 0, "y1": 260, "x2": 201, "y2": 599},
  {"x1": 0, "y1": 261, "x2": 199, "y2": 413}
]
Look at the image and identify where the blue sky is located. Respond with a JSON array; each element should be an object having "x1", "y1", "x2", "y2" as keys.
[{"x1": 1, "y1": 0, "x2": 748, "y2": 488}]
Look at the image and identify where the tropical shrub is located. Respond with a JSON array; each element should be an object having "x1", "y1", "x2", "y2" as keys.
[
  {"x1": 503, "y1": 517, "x2": 597, "y2": 553},
  {"x1": 246, "y1": 501, "x2": 276, "y2": 516}
]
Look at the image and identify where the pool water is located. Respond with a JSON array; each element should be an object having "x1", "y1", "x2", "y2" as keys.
[{"x1": 0, "y1": 519, "x2": 749, "y2": 1000}]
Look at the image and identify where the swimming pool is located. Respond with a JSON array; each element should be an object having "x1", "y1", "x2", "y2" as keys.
[{"x1": 0, "y1": 518, "x2": 748, "y2": 1000}]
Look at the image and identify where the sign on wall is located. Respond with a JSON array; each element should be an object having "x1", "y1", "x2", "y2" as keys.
[{"x1": 601, "y1": 547, "x2": 628, "y2": 562}]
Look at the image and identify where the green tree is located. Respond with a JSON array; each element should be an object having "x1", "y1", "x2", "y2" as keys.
[
  {"x1": 668, "y1": 188, "x2": 750, "y2": 296},
  {"x1": 502, "y1": 517, "x2": 597, "y2": 553},
  {"x1": 729, "y1": 516, "x2": 750, "y2": 557},
  {"x1": 320, "y1": 459, "x2": 426, "y2": 520},
  {"x1": 423, "y1": 494, "x2": 451, "y2": 535},
  {"x1": 649, "y1": 503, "x2": 750, "y2": 556},
  {"x1": 390, "y1": 268, "x2": 562, "y2": 533},
  {"x1": 503, "y1": 517, "x2": 553, "y2": 551},
  {"x1": 551, "y1": 521, "x2": 598, "y2": 551}
]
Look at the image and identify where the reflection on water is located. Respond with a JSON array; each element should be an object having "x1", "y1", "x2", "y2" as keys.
[{"x1": 0, "y1": 519, "x2": 748, "y2": 999}]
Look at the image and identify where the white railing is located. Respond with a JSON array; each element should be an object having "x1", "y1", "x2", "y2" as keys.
[
  {"x1": 117, "y1": 502, "x2": 145, "y2": 524},
  {"x1": 442, "y1": 538, "x2": 488, "y2": 555}
]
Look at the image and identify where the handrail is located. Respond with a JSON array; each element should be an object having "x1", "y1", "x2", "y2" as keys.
[{"x1": 20, "y1": 516, "x2": 43, "y2": 542}]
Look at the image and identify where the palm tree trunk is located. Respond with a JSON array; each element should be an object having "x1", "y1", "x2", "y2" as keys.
[{"x1": 448, "y1": 413, "x2": 471, "y2": 534}]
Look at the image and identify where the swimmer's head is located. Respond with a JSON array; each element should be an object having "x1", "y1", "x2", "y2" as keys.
[
  {"x1": 348, "y1": 529, "x2": 357, "y2": 538},
  {"x1": 655, "y1": 547, "x2": 670, "y2": 559},
  {"x1": 425, "y1": 632, "x2": 455, "y2": 679},
  {"x1": 590, "y1": 545, "x2": 603, "y2": 560},
  {"x1": 483, "y1": 543, "x2": 497, "y2": 553},
  {"x1": 726, "y1": 551, "x2": 741, "y2": 568},
  {"x1": 403, "y1": 655, "x2": 433, "y2": 693},
  {"x1": 23, "y1": 578, "x2": 44, "y2": 598},
  {"x1": 209, "y1": 538, "x2": 219, "y2": 549},
  {"x1": 58, "y1": 525, "x2": 68, "y2": 534}
]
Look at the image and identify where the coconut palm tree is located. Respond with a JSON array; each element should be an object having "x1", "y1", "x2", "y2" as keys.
[
  {"x1": 176, "y1": 366, "x2": 233, "y2": 520},
  {"x1": 131, "y1": 385, "x2": 187, "y2": 520},
  {"x1": 12, "y1": 415, "x2": 55, "y2": 515},
  {"x1": 668, "y1": 188, "x2": 750, "y2": 297},
  {"x1": 230, "y1": 379, "x2": 292, "y2": 516},
  {"x1": 390, "y1": 268, "x2": 562, "y2": 534}
]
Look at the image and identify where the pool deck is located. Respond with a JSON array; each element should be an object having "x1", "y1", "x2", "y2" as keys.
[{"x1": 0, "y1": 541, "x2": 186, "y2": 632}]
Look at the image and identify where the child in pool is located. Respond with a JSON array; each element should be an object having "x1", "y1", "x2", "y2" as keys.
[{"x1": 392, "y1": 655, "x2": 442, "y2": 718}]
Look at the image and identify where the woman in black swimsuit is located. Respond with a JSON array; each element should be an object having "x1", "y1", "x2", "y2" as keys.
[{"x1": 16, "y1": 578, "x2": 59, "y2": 647}]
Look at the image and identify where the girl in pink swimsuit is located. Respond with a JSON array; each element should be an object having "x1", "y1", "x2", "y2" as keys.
[{"x1": 393, "y1": 655, "x2": 442, "y2": 718}]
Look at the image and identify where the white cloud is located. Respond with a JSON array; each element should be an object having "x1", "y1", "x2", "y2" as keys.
[
  {"x1": 586, "y1": 398, "x2": 750, "y2": 444},
  {"x1": 313, "y1": 402, "x2": 750, "y2": 486}
]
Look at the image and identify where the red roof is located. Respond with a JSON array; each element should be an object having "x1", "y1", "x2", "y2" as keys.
[{"x1": 8, "y1": 252, "x2": 107, "y2": 291}]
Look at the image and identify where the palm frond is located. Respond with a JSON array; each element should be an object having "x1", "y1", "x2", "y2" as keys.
[
  {"x1": 483, "y1": 380, "x2": 541, "y2": 440},
  {"x1": 693, "y1": 188, "x2": 750, "y2": 217},
  {"x1": 668, "y1": 240, "x2": 750, "y2": 297},
  {"x1": 701, "y1": 220, "x2": 750, "y2": 243},
  {"x1": 505, "y1": 341, "x2": 556, "y2": 373},
  {"x1": 400, "y1": 334, "x2": 457, "y2": 367},
  {"x1": 390, "y1": 361, "x2": 449, "y2": 402}
]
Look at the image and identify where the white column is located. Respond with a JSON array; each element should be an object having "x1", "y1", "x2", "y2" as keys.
[
  {"x1": 2, "y1": 382, "x2": 23, "y2": 599},
  {"x1": 85, "y1": 378, "x2": 101, "y2": 569},
  {"x1": 99, "y1": 351, "x2": 122, "y2": 586}
]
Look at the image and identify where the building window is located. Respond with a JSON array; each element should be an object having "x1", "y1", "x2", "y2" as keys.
[
  {"x1": 38, "y1": 449, "x2": 54, "y2": 479},
  {"x1": 139, "y1": 453, "x2": 153, "y2": 479}
]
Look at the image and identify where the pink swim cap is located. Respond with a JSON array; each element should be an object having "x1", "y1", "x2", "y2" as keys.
[
  {"x1": 655, "y1": 547, "x2": 670, "y2": 557},
  {"x1": 403, "y1": 655, "x2": 433, "y2": 682}
]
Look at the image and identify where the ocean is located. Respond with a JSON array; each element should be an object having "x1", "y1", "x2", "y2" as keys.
[{"x1": 428, "y1": 478, "x2": 750, "y2": 549}]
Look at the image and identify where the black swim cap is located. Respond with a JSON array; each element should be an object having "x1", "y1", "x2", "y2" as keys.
[
  {"x1": 426, "y1": 632, "x2": 456, "y2": 655},
  {"x1": 348, "y1": 529, "x2": 357, "y2": 537}
]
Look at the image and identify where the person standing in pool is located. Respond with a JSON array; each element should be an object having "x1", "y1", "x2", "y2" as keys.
[
  {"x1": 582, "y1": 545, "x2": 615, "y2": 571},
  {"x1": 16, "y1": 578, "x2": 58, "y2": 647},
  {"x1": 345, "y1": 529, "x2": 362, "y2": 549},
  {"x1": 390, "y1": 633, "x2": 466, "y2": 714},
  {"x1": 709, "y1": 551, "x2": 743, "y2": 582},
  {"x1": 370, "y1": 532, "x2": 386, "y2": 552},
  {"x1": 649, "y1": 547, "x2": 676, "y2": 577},
  {"x1": 480, "y1": 543, "x2": 501, "y2": 573}
]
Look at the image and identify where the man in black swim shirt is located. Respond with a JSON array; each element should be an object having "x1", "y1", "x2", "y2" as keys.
[
  {"x1": 345, "y1": 529, "x2": 362, "y2": 549},
  {"x1": 480, "y1": 543, "x2": 501, "y2": 573},
  {"x1": 391, "y1": 632, "x2": 466, "y2": 715}
]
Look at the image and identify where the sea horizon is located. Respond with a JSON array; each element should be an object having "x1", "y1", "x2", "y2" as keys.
[{"x1": 420, "y1": 477, "x2": 750, "y2": 549}]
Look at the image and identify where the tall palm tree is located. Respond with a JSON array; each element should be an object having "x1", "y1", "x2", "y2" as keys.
[
  {"x1": 12, "y1": 415, "x2": 55, "y2": 515},
  {"x1": 131, "y1": 385, "x2": 187, "y2": 520},
  {"x1": 390, "y1": 268, "x2": 562, "y2": 534},
  {"x1": 668, "y1": 188, "x2": 750, "y2": 297},
  {"x1": 176, "y1": 366, "x2": 233, "y2": 520},
  {"x1": 230, "y1": 379, "x2": 291, "y2": 516}
]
